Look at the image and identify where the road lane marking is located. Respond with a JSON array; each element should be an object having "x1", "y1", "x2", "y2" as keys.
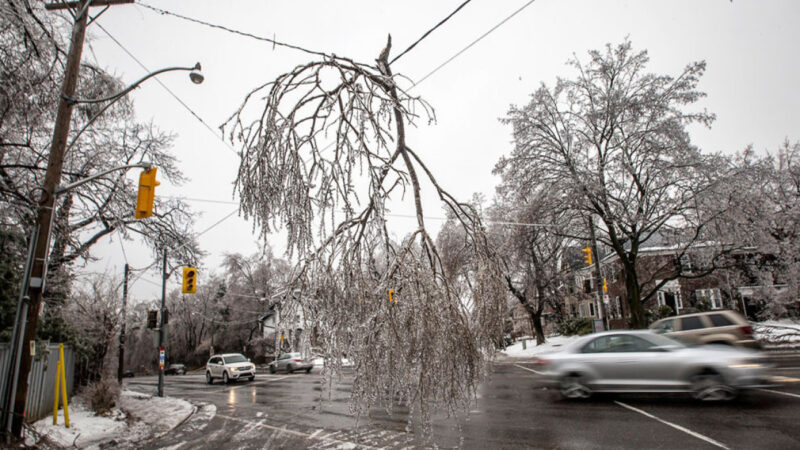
[
  {"x1": 759, "y1": 388, "x2": 800, "y2": 399},
  {"x1": 614, "y1": 401, "x2": 729, "y2": 450},
  {"x1": 217, "y1": 414, "x2": 380, "y2": 449},
  {"x1": 513, "y1": 363, "x2": 546, "y2": 375}
]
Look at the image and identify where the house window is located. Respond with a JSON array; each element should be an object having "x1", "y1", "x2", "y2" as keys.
[
  {"x1": 579, "y1": 304, "x2": 585, "y2": 317},
  {"x1": 695, "y1": 288, "x2": 722, "y2": 309},
  {"x1": 680, "y1": 254, "x2": 694, "y2": 273},
  {"x1": 583, "y1": 278, "x2": 592, "y2": 293},
  {"x1": 589, "y1": 302, "x2": 595, "y2": 317},
  {"x1": 657, "y1": 291, "x2": 665, "y2": 307},
  {"x1": 615, "y1": 296, "x2": 622, "y2": 318}
]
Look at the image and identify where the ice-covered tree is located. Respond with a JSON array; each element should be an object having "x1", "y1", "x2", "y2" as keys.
[
  {"x1": 499, "y1": 40, "x2": 719, "y2": 328},
  {"x1": 223, "y1": 37, "x2": 506, "y2": 425}
]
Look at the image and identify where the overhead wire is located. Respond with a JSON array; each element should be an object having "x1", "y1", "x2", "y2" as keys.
[
  {"x1": 390, "y1": 0, "x2": 472, "y2": 65},
  {"x1": 411, "y1": 0, "x2": 537, "y2": 88},
  {"x1": 163, "y1": 195, "x2": 556, "y2": 227},
  {"x1": 136, "y1": 1, "x2": 333, "y2": 59}
]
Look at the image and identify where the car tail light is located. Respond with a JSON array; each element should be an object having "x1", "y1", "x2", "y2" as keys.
[
  {"x1": 740, "y1": 325, "x2": 754, "y2": 337},
  {"x1": 535, "y1": 357, "x2": 551, "y2": 367},
  {"x1": 294, "y1": 358, "x2": 302, "y2": 362}
]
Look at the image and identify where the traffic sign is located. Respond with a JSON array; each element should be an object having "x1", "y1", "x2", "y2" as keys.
[{"x1": 159, "y1": 347, "x2": 165, "y2": 371}]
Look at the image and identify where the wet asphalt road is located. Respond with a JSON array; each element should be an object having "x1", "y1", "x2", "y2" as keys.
[{"x1": 123, "y1": 355, "x2": 800, "y2": 449}]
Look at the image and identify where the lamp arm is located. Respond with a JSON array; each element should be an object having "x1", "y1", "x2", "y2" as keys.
[{"x1": 55, "y1": 163, "x2": 153, "y2": 196}]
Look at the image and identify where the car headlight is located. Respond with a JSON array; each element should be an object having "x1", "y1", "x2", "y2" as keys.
[{"x1": 728, "y1": 362, "x2": 763, "y2": 369}]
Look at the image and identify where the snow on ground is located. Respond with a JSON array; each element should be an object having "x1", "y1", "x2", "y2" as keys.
[
  {"x1": 30, "y1": 390, "x2": 194, "y2": 449},
  {"x1": 501, "y1": 335, "x2": 582, "y2": 358},
  {"x1": 754, "y1": 319, "x2": 800, "y2": 349}
]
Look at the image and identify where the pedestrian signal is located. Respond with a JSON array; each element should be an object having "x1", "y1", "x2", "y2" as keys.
[{"x1": 147, "y1": 310, "x2": 158, "y2": 329}]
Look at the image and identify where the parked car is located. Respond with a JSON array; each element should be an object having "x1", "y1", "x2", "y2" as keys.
[
  {"x1": 121, "y1": 370, "x2": 134, "y2": 378},
  {"x1": 164, "y1": 363, "x2": 186, "y2": 375},
  {"x1": 535, "y1": 330, "x2": 772, "y2": 401},
  {"x1": 269, "y1": 352, "x2": 313, "y2": 374},
  {"x1": 649, "y1": 310, "x2": 761, "y2": 349},
  {"x1": 205, "y1": 353, "x2": 256, "y2": 384}
]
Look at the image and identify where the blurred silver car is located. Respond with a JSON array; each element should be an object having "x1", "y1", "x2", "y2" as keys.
[
  {"x1": 536, "y1": 331, "x2": 773, "y2": 401},
  {"x1": 268, "y1": 352, "x2": 313, "y2": 374}
]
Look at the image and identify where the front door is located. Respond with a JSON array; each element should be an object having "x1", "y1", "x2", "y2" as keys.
[{"x1": 664, "y1": 292, "x2": 678, "y2": 316}]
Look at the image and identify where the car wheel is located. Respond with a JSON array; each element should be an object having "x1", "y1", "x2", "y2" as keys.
[
  {"x1": 305, "y1": 367, "x2": 312, "y2": 374},
  {"x1": 269, "y1": 365, "x2": 276, "y2": 374},
  {"x1": 206, "y1": 371, "x2": 213, "y2": 385},
  {"x1": 249, "y1": 375, "x2": 255, "y2": 381},
  {"x1": 287, "y1": 364, "x2": 294, "y2": 374},
  {"x1": 691, "y1": 369, "x2": 737, "y2": 401},
  {"x1": 223, "y1": 371, "x2": 230, "y2": 384},
  {"x1": 560, "y1": 374, "x2": 591, "y2": 400}
]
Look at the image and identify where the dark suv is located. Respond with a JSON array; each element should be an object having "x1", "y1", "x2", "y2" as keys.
[
  {"x1": 649, "y1": 310, "x2": 760, "y2": 349},
  {"x1": 164, "y1": 363, "x2": 186, "y2": 375}
]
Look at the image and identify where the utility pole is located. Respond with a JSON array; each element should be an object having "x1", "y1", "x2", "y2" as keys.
[
  {"x1": 588, "y1": 216, "x2": 610, "y2": 331},
  {"x1": 158, "y1": 249, "x2": 167, "y2": 397},
  {"x1": 117, "y1": 264, "x2": 129, "y2": 383},
  {"x1": 8, "y1": 0, "x2": 133, "y2": 438}
]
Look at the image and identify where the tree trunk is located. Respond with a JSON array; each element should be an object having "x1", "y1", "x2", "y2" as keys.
[
  {"x1": 530, "y1": 311, "x2": 545, "y2": 345},
  {"x1": 623, "y1": 261, "x2": 646, "y2": 328}
]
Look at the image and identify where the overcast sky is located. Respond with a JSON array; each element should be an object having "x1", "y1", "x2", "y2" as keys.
[{"x1": 82, "y1": 0, "x2": 800, "y2": 303}]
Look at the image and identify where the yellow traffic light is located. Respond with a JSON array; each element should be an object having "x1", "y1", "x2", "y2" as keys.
[
  {"x1": 135, "y1": 168, "x2": 160, "y2": 219},
  {"x1": 603, "y1": 277, "x2": 608, "y2": 293},
  {"x1": 582, "y1": 246, "x2": 592, "y2": 266},
  {"x1": 182, "y1": 267, "x2": 197, "y2": 294}
]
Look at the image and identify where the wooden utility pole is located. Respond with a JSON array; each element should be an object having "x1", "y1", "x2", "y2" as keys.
[{"x1": 9, "y1": 0, "x2": 133, "y2": 438}]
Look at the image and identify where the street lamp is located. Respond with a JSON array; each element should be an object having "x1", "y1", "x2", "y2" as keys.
[
  {"x1": 65, "y1": 63, "x2": 203, "y2": 155},
  {"x1": 2, "y1": 59, "x2": 205, "y2": 439}
]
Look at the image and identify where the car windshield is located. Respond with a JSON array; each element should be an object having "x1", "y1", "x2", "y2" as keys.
[{"x1": 224, "y1": 354, "x2": 248, "y2": 363}]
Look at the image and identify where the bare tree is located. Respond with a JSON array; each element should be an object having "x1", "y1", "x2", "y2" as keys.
[
  {"x1": 0, "y1": 2, "x2": 201, "y2": 305},
  {"x1": 488, "y1": 185, "x2": 578, "y2": 345},
  {"x1": 499, "y1": 40, "x2": 719, "y2": 328},
  {"x1": 706, "y1": 141, "x2": 800, "y2": 318},
  {"x1": 61, "y1": 272, "x2": 122, "y2": 381},
  {"x1": 223, "y1": 37, "x2": 506, "y2": 425}
]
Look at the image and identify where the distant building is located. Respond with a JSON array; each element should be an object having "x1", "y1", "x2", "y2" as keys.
[
  {"x1": 560, "y1": 233, "x2": 788, "y2": 327},
  {"x1": 258, "y1": 295, "x2": 306, "y2": 352}
]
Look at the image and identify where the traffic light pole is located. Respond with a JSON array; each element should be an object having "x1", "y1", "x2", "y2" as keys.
[
  {"x1": 158, "y1": 249, "x2": 167, "y2": 397},
  {"x1": 117, "y1": 264, "x2": 129, "y2": 383},
  {"x1": 588, "y1": 216, "x2": 610, "y2": 331}
]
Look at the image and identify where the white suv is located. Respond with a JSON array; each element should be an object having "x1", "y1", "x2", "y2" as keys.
[{"x1": 206, "y1": 353, "x2": 256, "y2": 384}]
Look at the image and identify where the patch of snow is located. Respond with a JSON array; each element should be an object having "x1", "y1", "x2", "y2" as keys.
[
  {"x1": 754, "y1": 319, "x2": 800, "y2": 349},
  {"x1": 501, "y1": 335, "x2": 582, "y2": 358},
  {"x1": 32, "y1": 400, "x2": 127, "y2": 449},
  {"x1": 31, "y1": 390, "x2": 194, "y2": 449}
]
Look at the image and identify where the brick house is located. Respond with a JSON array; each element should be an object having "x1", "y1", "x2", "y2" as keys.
[{"x1": 561, "y1": 237, "x2": 773, "y2": 328}]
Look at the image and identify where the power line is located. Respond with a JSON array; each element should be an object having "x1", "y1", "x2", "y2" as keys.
[
  {"x1": 136, "y1": 1, "x2": 332, "y2": 59},
  {"x1": 390, "y1": 0, "x2": 472, "y2": 65},
  {"x1": 165, "y1": 195, "x2": 556, "y2": 228},
  {"x1": 411, "y1": 0, "x2": 537, "y2": 89}
]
